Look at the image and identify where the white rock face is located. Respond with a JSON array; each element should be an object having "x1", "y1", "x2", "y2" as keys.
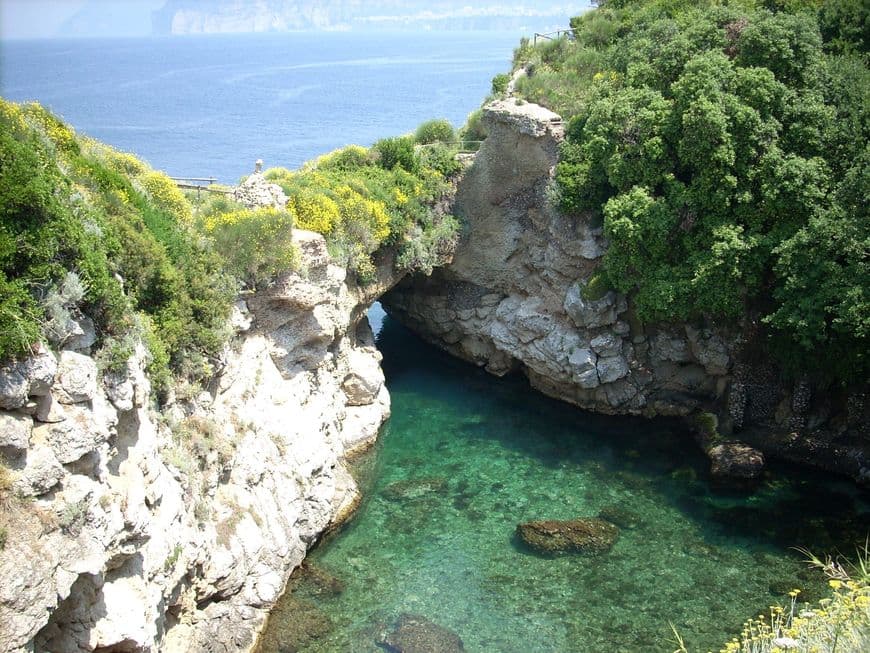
[
  {"x1": 55, "y1": 351, "x2": 98, "y2": 404},
  {"x1": 383, "y1": 99, "x2": 733, "y2": 417},
  {"x1": 232, "y1": 172, "x2": 288, "y2": 210},
  {"x1": 0, "y1": 412, "x2": 31, "y2": 452},
  {"x1": 0, "y1": 229, "x2": 395, "y2": 653}
]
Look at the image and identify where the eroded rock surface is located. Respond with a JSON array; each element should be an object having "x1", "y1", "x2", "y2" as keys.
[
  {"x1": 383, "y1": 99, "x2": 869, "y2": 483},
  {"x1": 0, "y1": 230, "x2": 397, "y2": 653}
]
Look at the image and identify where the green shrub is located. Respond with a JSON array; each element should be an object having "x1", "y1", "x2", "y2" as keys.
[
  {"x1": 312, "y1": 145, "x2": 372, "y2": 171},
  {"x1": 491, "y1": 73, "x2": 511, "y2": 96},
  {"x1": 374, "y1": 136, "x2": 418, "y2": 172},
  {"x1": 414, "y1": 119, "x2": 455, "y2": 145},
  {"x1": 580, "y1": 272, "x2": 613, "y2": 301},
  {"x1": 459, "y1": 109, "x2": 488, "y2": 150},
  {"x1": 509, "y1": 1, "x2": 870, "y2": 383},
  {"x1": 396, "y1": 216, "x2": 460, "y2": 275},
  {"x1": 418, "y1": 143, "x2": 463, "y2": 178},
  {"x1": 0, "y1": 275, "x2": 41, "y2": 358},
  {"x1": 0, "y1": 99, "x2": 235, "y2": 395},
  {"x1": 204, "y1": 207, "x2": 297, "y2": 289}
]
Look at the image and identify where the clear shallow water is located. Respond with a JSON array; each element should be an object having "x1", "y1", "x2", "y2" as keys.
[
  {"x1": 0, "y1": 31, "x2": 518, "y2": 183},
  {"x1": 258, "y1": 312, "x2": 870, "y2": 653}
]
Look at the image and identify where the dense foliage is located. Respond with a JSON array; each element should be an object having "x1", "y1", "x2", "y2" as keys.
[
  {"x1": 260, "y1": 132, "x2": 460, "y2": 283},
  {"x1": 0, "y1": 100, "x2": 234, "y2": 396},
  {"x1": 0, "y1": 99, "x2": 460, "y2": 394},
  {"x1": 514, "y1": 0, "x2": 868, "y2": 382}
]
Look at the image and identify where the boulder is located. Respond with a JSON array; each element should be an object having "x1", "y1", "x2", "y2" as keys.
[
  {"x1": 0, "y1": 412, "x2": 32, "y2": 453},
  {"x1": 685, "y1": 326, "x2": 730, "y2": 376},
  {"x1": 55, "y1": 352, "x2": 98, "y2": 404},
  {"x1": 649, "y1": 331, "x2": 693, "y2": 364},
  {"x1": 485, "y1": 98, "x2": 563, "y2": 138},
  {"x1": 590, "y1": 333, "x2": 622, "y2": 357},
  {"x1": 597, "y1": 505, "x2": 642, "y2": 530},
  {"x1": 104, "y1": 370, "x2": 135, "y2": 413},
  {"x1": 597, "y1": 355, "x2": 630, "y2": 385},
  {"x1": 516, "y1": 518, "x2": 619, "y2": 555},
  {"x1": 379, "y1": 613, "x2": 465, "y2": 653},
  {"x1": 568, "y1": 348, "x2": 598, "y2": 388},
  {"x1": 0, "y1": 366, "x2": 29, "y2": 410},
  {"x1": 341, "y1": 350, "x2": 384, "y2": 406},
  {"x1": 232, "y1": 172, "x2": 288, "y2": 210},
  {"x1": 707, "y1": 442, "x2": 765, "y2": 480},
  {"x1": 21, "y1": 349, "x2": 58, "y2": 396},
  {"x1": 65, "y1": 317, "x2": 97, "y2": 351},
  {"x1": 34, "y1": 394, "x2": 66, "y2": 423},
  {"x1": 39, "y1": 404, "x2": 112, "y2": 464},
  {"x1": 14, "y1": 444, "x2": 65, "y2": 496},
  {"x1": 382, "y1": 477, "x2": 448, "y2": 503},
  {"x1": 564, "y1": 286, "x2": 624, "y2": 329}
]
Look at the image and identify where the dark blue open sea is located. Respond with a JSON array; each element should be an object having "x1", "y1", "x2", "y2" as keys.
[{"x1": 1, "y1": 31, "x2": 518, "y2": 182}]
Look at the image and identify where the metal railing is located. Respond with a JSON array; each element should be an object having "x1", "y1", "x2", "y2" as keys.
[
  {"x1": 533, "y1": 29, "x2": 577, "y2": 45},
  {"x1": 169, "y1": 176, "x2": 231, "y2": 195},
  {"x1": 416, "y1": 140, "x2": 486, "y2": 154}
]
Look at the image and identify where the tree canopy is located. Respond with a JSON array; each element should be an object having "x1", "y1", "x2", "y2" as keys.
[{"x1": 515, "y1": 0, "x2": 868, "y2": 383}]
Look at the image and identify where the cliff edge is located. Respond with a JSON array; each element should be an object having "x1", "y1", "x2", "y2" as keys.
[
  {"x1": 383, "y1": 99, "x2": 870, "y2": 483},
  {"x1": 0, "y1": 230, "x2": 392, "y2": 653}
]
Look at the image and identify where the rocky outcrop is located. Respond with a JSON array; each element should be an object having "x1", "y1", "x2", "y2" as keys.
[
  {"x1": 232, "y1": 172, "x2": 287, "y2": 210},
  {"x1": 383, "y1": 98, "x2": 870, "y2": 483},
  {"x1": 0, "y1": 229, "x2": 396, "y2": 653}
]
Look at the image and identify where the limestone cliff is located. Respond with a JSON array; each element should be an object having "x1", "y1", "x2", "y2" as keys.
[
  {"x1": 383, "y1": 99, "x2": 870, "y2": 483},
  {"x1": 0, "y1": 230, "x2": 394, "y2": 652}
]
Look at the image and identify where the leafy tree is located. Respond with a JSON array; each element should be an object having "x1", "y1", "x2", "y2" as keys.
[{"x1": 515, "y1": 0, "x2": 869, "y2": 382}]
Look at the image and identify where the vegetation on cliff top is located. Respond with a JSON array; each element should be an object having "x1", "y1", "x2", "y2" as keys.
[
  {"x1": 0, "y1": 98, "x2": 459, "y2": 395},
  {"x1": 0, "y1": 99, "x2": 234, "y2": 395},
  {"x1": 513, "y1": 0, "x2": 868, "y2": 383}
]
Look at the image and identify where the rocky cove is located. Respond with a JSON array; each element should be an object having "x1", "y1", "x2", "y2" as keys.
[{"x1": 0, "y1": 98, "x2": 867, "y2": 652}]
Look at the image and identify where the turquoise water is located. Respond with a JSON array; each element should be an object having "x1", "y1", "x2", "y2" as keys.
[{"x1": 258, "y1": 311, "x2": 870, "y2": 652}]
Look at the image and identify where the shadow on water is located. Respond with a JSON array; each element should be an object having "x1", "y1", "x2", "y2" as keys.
[
  {"x1": 257, "y1": 311, "x2": 870, "y2": 653},
  {"x1": 376, "y1": 314, "x2": 869, "y2": 553}
]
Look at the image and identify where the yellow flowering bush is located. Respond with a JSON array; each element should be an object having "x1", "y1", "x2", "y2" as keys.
[
  {"x1": 140, "y1": 171, "x2": 192, "y2": 224},
  {"x1": 0, "y1": 99, "x2": 28, "y2": 139},
  {"x1": 709, "y1": 549, "x2": 870, "y2": 653},
  {"x1": 22, "y1": 102, "x2": 79, "y2": 155},
  {"x1": 92, "y1": 143, "x2": 148, "y2": 177},
  {"x1": 311, "y1": 145, "x2": 371, "y2": 171},
  {"x1": 335, "y1": 184, "x2": 390, "y2": 245},
  {"x1": 204, "y1": 207, "x2": 296, "y2": 288},
  {"x1": 247, "y1": 136, "x2": 459, "y2": 284},
  {"x1": 289, "y1": 191, "x2": 341, "y2": 235}
]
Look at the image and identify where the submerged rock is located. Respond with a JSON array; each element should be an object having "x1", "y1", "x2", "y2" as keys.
[
  {"x1": 381, "y1": 477, "x2": 448, "y2": 502},
  {"x1": 516, "y1": 518, "x2": 619, "y2": 555},
  {"x1": 597, "y1": 505, "x2": 642, "y2": 530},
  {"x1": 378, "y1": 613, "x2": 465, "y2": 653},
  {"x1": 708, "y1": 442, "x2": 765, "y2": 480},
  {"x1": 289, "y1": 561, "x2": 345, "y2": 598},
  {"x1": 256, "y1": 597, "x2": 333, "y2": 653}
]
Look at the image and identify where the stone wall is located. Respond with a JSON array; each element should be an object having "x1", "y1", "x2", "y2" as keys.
[
  {"x1": 0, "y1": 230, "x2": 393, "y2": 652},
  {"x1": 383, "y1": 98, "x2": 870, "y2": 483}
]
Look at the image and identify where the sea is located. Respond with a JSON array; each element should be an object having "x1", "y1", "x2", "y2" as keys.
[
  {"x1": 0, "y1": 31, "x2": 519, "y2": 183},
  {"x1": 4, "y1": 30, "x2": 869, "y2": 653}
]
